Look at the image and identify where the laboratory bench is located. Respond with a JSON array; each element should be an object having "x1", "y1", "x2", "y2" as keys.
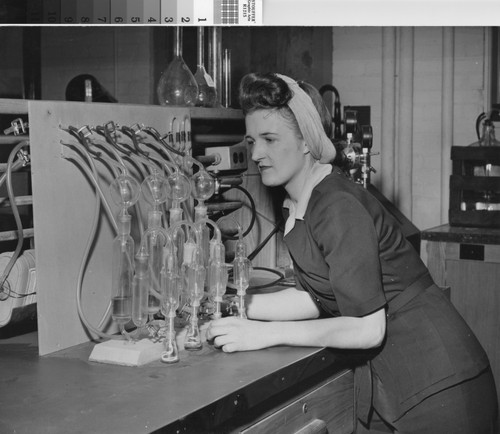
[{"x1": 0, "y1": 332, "x2": 355, "y2": 434}]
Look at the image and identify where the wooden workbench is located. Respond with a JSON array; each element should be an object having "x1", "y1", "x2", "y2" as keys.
[{"x1": 0, "y1": 333, "x2": 354, "y2": 433}]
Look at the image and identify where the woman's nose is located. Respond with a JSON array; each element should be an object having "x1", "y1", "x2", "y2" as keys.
[{"x1": 250, "y1": 140, "x2": 264, "y2": 162}]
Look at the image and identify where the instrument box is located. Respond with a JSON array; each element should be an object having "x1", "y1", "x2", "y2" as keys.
[{"x1": 449, "y1": 146, "x2": 500, "y2": 228}]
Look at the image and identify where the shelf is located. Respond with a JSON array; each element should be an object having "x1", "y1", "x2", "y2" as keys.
[
  {"x1": 193, "y1": 133, "x2": 244, "y2": 143},
  {"x1": 0, "y1": 99, "x2": 28, "y2": 115},
  {"x1": 421, "y1": 223, "x2": 500, "y2": 245},
  {"x1": 190, "y1": 107, "x2": 244, "y2": 120},
  {"x1": 0, "y1": 228, "x2": 34, "y2": 242},
  {"x1": 0, "y1": 195, "x2": 33, "y2": 208},
  {"x1": 0, "y1": 99, "x2": 244, "y2": 121}
]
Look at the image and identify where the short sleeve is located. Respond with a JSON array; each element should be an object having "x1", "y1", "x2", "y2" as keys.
[{"x1": 308, "y1": 190, "x2": 387, "y2": 317}]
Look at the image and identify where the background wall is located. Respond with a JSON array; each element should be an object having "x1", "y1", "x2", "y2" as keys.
[
  {"x1": 1, "y1": 26, "x2": 492, "y2": 235},
  {"x1": 41, "y1": 26, "x2": 155, "y2": 104},
  {"x1": 330, "y1": 27, "x2": 489, "y2": 231}
]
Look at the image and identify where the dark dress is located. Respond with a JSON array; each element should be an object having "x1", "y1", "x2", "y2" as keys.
[{"x1": 283, "y1": 167, "x2": 493, "y2": 427}]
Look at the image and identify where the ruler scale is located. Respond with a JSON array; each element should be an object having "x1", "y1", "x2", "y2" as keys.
[
  {"x1": 144, "y1": 0, "x2": 161, "y2": 24},
  {"x1": 20, "y1": 0, "x2": 262, "y2": 24},
  {"x1": 126, "y1": 0, "x2": 143, "y2": 24},
  {"x1": 43, "y1": 0, "x2": 61, "y2": 24},
  {"x1": 93, "y1": 0, "x2": 111, "y2": 24},
  {"x1": 76, "y1": 0, "x2": 93, "y2": 24},
  {"x1": 60, "y1": 0, "x2": 78, "y2": 24}
]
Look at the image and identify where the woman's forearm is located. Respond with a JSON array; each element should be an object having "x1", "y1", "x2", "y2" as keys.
[
  {"x1": 207, "y1": 308, "x2": 386, "y2": 353},
  {"x1": 245, "y1": 287, "x2": 321, "y2": 321},
  {"x1": 265, "y1": 308, "x2": 386, "y2": 350}
]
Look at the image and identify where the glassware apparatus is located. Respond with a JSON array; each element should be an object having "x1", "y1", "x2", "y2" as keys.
[
  {"x1": 194, "y1": 27, "x2": 217, "y2": 108},
  {"x1": 157, "y1": 27, "x2": 198, "y2": 107},
  {"x1": 232, "y1": 235, "x2": 251, "y2": 319}
]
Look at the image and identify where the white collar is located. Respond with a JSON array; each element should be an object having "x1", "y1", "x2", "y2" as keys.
[{"x1": 283, "y1": 162, "x2": 332, "y2": 235}]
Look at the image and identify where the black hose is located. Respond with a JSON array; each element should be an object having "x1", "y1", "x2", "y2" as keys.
[
  {"x1": 222, "y1": 185, "x2": 257, "y2": 240},
  {"x1": 475, "y1": 112, "x2": 487, "y2": 140},
  {"x1": 319, "y1": 84, "x2": 342, "y2": 139},
  {"x1": 248, "y1": 223, "x2": 281, "y2": 261}
]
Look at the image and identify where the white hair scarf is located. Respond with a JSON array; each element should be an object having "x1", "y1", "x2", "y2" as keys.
[{"x1": 275, "y1": 73, "x2": 336, "y2": 163}]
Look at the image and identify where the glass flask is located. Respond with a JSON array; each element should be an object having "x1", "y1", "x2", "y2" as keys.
[
  {"x1": 470, "y1": 119, "x2": 500, "y2": 148},
  {"x1": 166, "y1": 169, "x2": 191, "y2": 227},
  {"x1": 194, "y1": 27, "x2": 217, "y2": 107},
  {"x1": 157, "y1": 27, "x2": 198, "y2": 107}
]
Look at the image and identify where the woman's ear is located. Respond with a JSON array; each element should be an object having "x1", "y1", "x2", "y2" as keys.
[{"x1": 303, "y1": 141, "x2": 311, "y2": 155}]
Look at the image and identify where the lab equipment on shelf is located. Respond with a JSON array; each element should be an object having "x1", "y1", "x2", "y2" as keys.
[
  {"x1": 194, "y1": 27, "x2": 217, "y2": 108},
  {"x1": 157, "y1": 27, "x2": 198, "y2": 107}
]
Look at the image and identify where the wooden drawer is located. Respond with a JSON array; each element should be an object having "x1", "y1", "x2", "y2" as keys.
[{"x1": 240, "y1": 370, "x2": 354, "y2": 434}]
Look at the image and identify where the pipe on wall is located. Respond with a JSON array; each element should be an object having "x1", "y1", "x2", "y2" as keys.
[
  {"x1": 397, "y1": 28, "x2": 415, "y2": 220},
  {"x1": 441, "y1": 28, "x2": 455, "y2": 224},
  {"x1": 381, "y1": 28, "x2": 397, "y2": 203}
]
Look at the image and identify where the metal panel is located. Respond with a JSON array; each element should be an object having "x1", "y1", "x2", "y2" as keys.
[{"x1": 28, "y1": 100, "x2": 189, "y2": 355}]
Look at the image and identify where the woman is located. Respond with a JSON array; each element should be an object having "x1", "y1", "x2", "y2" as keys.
[{"x1": 206, "y1": 72, "x2": 498, "y2": 433}]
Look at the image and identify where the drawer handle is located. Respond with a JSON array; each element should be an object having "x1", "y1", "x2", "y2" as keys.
[{"x1": 294, "y1": 418, "x2": 327, "y2": 434}]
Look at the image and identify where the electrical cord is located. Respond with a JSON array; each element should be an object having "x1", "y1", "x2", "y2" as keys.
[
  {"x1": 248, "y1": 266, "x2": 285, "y2": 290},
  {"x1": 221, "y1": 185, "x2": 257, "y2": 240},
  {"x1": 63, "y1": 145, "x2": 125, "y2": 339},
  {"x1": 0, "y1": 160, "x2": 24, "y2": 189},
  {"x1": 92, "y1": 127, "x2": 129, "y2": 169},
  {"x1": 226, "y1": 266, "x2": 286, "y2": 292},
  {"x1": 75, "y1": 160, "x2": 120, "y2": 340},
  {"x1": 121, "y1": 125, "x2": 173, "y2": 170},
  {"x1": 248, "y1": 223, "x2": 282, "y2": 261},
  {"x1": 61, "y1": 145, "x2": 118, "y2": 233},
  {"x1": 63, "y1": 128, "x2": 146, "y2": 237},
  {"x1": 141, "y1": 126, "x2": 186, "y2": 157},
  {"x1": 475, "y1": 112, "x2": 487, "y2": 140},
  {"x1": 0, "y1": 141, "x2": 32, "y2": 299}
]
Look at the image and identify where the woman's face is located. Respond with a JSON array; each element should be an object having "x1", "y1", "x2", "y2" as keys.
[{"x1": 245, "y1": 109, "x2": 309, "y2": 193}]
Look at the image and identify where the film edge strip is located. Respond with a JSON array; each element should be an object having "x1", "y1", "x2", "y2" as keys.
[{"x1": 8, "y1": 0, "x2": 262, "y2": 25}]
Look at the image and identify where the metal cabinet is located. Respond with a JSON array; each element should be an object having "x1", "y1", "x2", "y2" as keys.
[{"x1": 421, "y1": 224, "x2": 500, "y2": 419}]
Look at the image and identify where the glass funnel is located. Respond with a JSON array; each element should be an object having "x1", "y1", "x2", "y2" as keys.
[
  {"x1": 157, "y1": 27, "x2": 198, "y2": 107},
  {"x1": 194, "y1": 27, "x2": 217, "y2": 107}
]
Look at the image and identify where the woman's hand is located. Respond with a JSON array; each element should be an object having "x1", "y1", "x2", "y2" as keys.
[
  {"x1": 206, "y1": 307, "x2": 387, "y2": 354},
  {"x1": 206, "y1": 317, "x2": 276, "y2": 353}
]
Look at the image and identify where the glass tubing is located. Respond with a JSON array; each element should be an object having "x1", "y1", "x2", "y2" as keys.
[{"x1": 61, "y1": 116, "x2": 250, "y2": 363}]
